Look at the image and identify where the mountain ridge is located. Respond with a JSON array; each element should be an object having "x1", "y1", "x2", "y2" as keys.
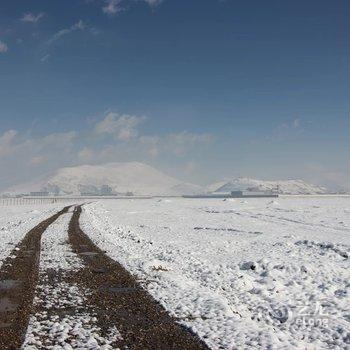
[{"x1": 209, "y1": 177, "x2": 328, "y2": 195}]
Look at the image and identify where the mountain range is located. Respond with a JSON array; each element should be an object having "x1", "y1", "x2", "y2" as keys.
[{"x1": 3, "y1": 162, "x2": 330, "y2": 196}]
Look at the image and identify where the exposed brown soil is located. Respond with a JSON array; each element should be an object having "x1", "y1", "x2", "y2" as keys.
[
  {"x1": 69, "y1": 205, "x2": 210, "y2": 350},
  {"x1": 0, "y1": 206, "x2": 70, "y2": 350}
]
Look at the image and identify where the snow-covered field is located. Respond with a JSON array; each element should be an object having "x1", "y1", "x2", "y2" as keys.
[
  {"x1": 81, "y1": 197, "x2": 350, "y2": 350},
  {"x1": 0, "y1": 204, "x2": 69, "y2": 269}
]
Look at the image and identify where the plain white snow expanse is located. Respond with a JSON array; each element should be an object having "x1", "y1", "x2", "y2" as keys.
[
  {"x1": 0, "y1": 204, "x2": 67, "y2": 269},
  {"x1": 23, "y1": 212, "x2": 122, "y2": 349},
  {"x1": 81, "y1": 197, "x2": 350, "y2": 350}
]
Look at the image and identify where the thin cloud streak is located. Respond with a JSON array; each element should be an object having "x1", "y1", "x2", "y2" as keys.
[
  {"x1": 21, "y1": 12, "x2": 45, "y2": 23},
  {"x1": 47, "y1": 20, "x2": 86, "y2": 45},
  {"x1": 0, "y1": 40, "x2": 8, "y2": 53}
]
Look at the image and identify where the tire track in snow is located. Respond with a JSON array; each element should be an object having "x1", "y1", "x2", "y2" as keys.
[
  {"x1": 69, "y1": 205, "x2": 209, "y2": 350},
  {"x1": 23, "y1": 211, "x2": 121, "y2": 349},
  {"x1": 0, "y1": 206, "x2": 70, "y2": 350}
]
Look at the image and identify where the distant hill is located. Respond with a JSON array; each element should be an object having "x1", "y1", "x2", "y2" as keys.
[
  {"x1": 4, "y1": 162, "x2": 203, "y2": 196},
  {"x1": 209, "y1": 177, "x2": 328, "y2": 195},
  {"x1": 4, "y1": 165, "x2": 331, "y2": 197}
]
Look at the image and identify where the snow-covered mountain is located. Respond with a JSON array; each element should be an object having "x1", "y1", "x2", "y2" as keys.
[
  {"x1": 209, "y1": 177, "x2": 328, "y2": 195},
  {"x1": 4, "y1": 162, "x2": 203, "y2": 196},
  {"x1": 4, "y1": 164, "x2": 330, "y2": 197}
]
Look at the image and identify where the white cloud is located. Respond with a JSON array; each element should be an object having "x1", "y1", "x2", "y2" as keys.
[
  {"x1": 47, "y1": 20, "x2": 86, "y2": 45},
  {"x1": 40, "y1": 54, "x2": 50, "y2": 62},
  {"x1": 0, "y1": 130, "x2": 18, "y2": 157},
  {"x1": 138, "y1": 132, "x2": 212, "y2": 157},
  {"x1": 0, "y1": 112, "x2": 213, "y2": 190},
  {"x1": 279, "y1": 118, "x2": 302, "y2": 130},
  {"x1": 292, "y1": 118, "x2": 301, "y2": 128},
  {"x1": 165, "y1": 131, "x2": 212, "y2": 157},
  {"x1": 39, "y1": 131, "x2": 77, "y2": 148},
  {"x1": 138, "y1": 136, "x2": 160, "y2": 157},
  {"x1": 76, "y1": 129, "x2": 212, "y2": 165},
  {"x1": 0, "y1": 130, "x2": 77, "y2": 190},
  {"x1": 143, "y1": 0, "x2": 164, "y2": 6},
  {"x1": 251, "y1": 118, "x2": 306, "y2": 144},
  {"x1": 0, "y1": 130, "x2": 76, "y2": 161},
  {"x1": 103, "y1": 0, "x2": 123, "y2": 15},
  {"x1": 0, "y1": 40, "x2": 8, "y2": 53},
  {"x1": 21, "y1": 12, "x2": 45, "y2": 23},
  {"x1": 102, "y1": 0, "x2": 164, "y2": 15},
  {"x1": 79, "y1": 112, "x2": 211, "y2": 169},
  {"x1": 94, "y1": 112, "x2": 145, "y2": 141},
  {"x1": 93, "y1": 112, "x2": 212, "y2": 156}
]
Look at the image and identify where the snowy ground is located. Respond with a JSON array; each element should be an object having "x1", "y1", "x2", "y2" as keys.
[
  {"x1": 81, "y1": 197, "x2": 350, "y2": 350},
  {"x1": 0, "y1": 204, "x2": 68, "y2": 269},
  {"x1": 23, "y1": 211, "x2": 122, "y2": 349}
]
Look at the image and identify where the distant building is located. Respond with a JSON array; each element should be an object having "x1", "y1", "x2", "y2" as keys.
[
  {"x1": 80, "y1": 192, "x2": 98, "y2": 196},
  {"x1": 43, "y1": 184, "x2": 60, "y2": 196},
  {"x1": 183, "y1": 190, "x2": 278, "y2": 199},
  {"x1": 79, "y1": 184, "x2": 115, "y2": 196},
  {"x1": 100, "y1": 185, "x2": 113, "y2": 196},
  {"x1": 30, "y1": 191, "x2": 49, "y2": 197},
  {"x1": 230, "y1": 190, "x2": 278, "y2": 198},
  {"x1": 231, "y1": 191, "x2": 244, "y2": 197}
]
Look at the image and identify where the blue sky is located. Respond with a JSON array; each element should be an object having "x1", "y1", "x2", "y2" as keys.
[{"x1": 0, "y1": 0, "x2": 349, "y2": 190}]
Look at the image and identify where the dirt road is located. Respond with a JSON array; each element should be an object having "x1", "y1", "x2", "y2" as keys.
[
  {"x1": 0, "y1": 205, "x2": 209, "y2": 349},
  {"x1": 0, "y1": 206, "x2": 70, "y2": 349}
]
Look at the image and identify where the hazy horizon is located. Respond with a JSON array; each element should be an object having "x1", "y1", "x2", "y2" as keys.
[{"x1": 1, "y1": 0, "x2": 350, "y2": 191}]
